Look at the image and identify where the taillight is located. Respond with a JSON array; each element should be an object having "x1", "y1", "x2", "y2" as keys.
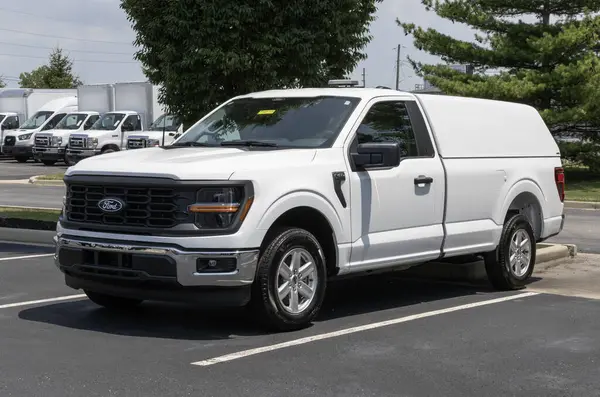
[{"x1": 555, "y1": 167, "x2": 565, "y2": 202}]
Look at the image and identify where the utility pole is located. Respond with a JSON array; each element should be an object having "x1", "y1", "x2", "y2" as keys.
[
  {"x1": 395, "y1": 44, "x2": 401, "y2": 90},
  {"x1": 362, "y1": 68, "x2": 366, "y2": 87}
]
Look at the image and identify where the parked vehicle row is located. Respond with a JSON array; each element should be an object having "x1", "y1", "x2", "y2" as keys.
[{"x1": 0, "y1": 82, "x2": 183, "y2": 166}]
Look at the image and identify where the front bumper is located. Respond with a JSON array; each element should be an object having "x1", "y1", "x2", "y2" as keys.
[
  {"x1": 2, "y1": 144, "x2": 32, "y2": 157},
  {"x1": 54, "y1": 235, "x2": 259, "y2": 306},
  {"x1": 66, "y1": 148, "x2": 100, "y2": 162},
  {"x1": 33, "y1": 146, "x2": 66, "y2": 161}
]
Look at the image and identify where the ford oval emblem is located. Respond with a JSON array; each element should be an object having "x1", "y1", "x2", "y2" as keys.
[{"x1": 98, "y1": 198, "x2": 125, "y2": 213}]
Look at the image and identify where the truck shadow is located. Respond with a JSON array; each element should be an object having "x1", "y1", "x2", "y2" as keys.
[{"x1": 17, "y1": 274, "x2": 496, "y2": 341}]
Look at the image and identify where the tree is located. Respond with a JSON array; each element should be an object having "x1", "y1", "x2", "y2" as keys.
[
  {"x1": 398, "y1": 0, "x2": 600, "y2": 167},
  {"x1": 0, "y1": 76, "x2": 5, "y2": 88},
  {"x1": 19, "y1": 47, "x2": 82, "y2": 89},
  {"x1": 120, "y1": 0, "x2": 381, "y2": 126}
]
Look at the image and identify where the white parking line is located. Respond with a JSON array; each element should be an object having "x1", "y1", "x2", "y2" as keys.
[
  {"x1": 191, "y1": 292, "x2": 540, "y2": 367},
  {"x1": 0, "y1": 294, "x2": 86, "y2": 309},
  {"x1": 0, "y1": 253, "x2": 54, "y2": 262}
]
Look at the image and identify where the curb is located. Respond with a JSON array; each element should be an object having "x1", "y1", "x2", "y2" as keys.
[
  {"x1": 28, "y1": 175, "x2": 64, "y2": 186},
  {"x1": 564, "y1": 200, "x2": 600, "y2": 210},
  {"x1": 402, "y1": 243, "x2": 577, "y2": 282}
]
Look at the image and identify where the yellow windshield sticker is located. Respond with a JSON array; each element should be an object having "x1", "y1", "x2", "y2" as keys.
[{"x1": 257, "y1": 109, "x2": 276, "y2": 115}]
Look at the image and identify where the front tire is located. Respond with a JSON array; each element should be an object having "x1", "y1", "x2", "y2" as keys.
[
  {"x1": 484, "y1": 214, "x2": 536, "y2": 290},
  {"x1": 84, "y1": 290, "x2": 143, "y2": 310},
  {"x1": 251, "y1": 227, "x2": 327, "y2": 332}
]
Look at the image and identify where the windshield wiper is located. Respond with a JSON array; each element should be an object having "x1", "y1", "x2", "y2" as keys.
[
  {"x1": 171, "y1": 141, "x2": 213, "y2": 147},
  {"x1": 220, "y1": 140, "x2": 278, "y2": 147}
]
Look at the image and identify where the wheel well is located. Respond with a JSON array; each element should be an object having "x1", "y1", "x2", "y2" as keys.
[
  {"x1": 101, "y1": 144, "x2": 120, "y2": 153},
  {"x1": 261, "y1": 207, "x2": 338, "y2": 277},
  {"x1": 505, "y1": 192, "x2": 543, "y2": 241}
]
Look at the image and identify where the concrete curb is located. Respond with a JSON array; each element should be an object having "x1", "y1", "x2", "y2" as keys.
[
  {"x1": 565, "y1": 200, "x2": 600, "y2": 210},
  {"x1": 28, "y1": 175, "x2": 64, "y2": 186},
  {"x1": 402, "y1": 243, "x2": 577, "y2": 282},
  {"x1": 0, "y1": 227, "x2": 56, "y2": 246}
]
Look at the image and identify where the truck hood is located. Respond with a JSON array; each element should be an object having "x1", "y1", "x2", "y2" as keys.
[
  {"x1": 38, "y1": 129, "x2": 78, "y2": 137},
  {"x1": 66, "y1": 147, "x2": 317, "y2": 180}
]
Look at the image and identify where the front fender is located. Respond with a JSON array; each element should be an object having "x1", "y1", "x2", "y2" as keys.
[{"x1": 256, "y1": 190, "x2": 346, "y2": 242}]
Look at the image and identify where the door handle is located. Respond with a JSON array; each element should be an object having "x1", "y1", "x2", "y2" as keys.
[{"x1": 414, "y1": 176, "x2": 433, "y2": 185}]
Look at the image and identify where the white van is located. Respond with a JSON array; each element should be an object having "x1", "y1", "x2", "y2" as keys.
[
  {"x1": 54, "y1": 82, "x2": 565, "y2": 331},
  {"x1": 2, "y1": 96, "x2": 78, "y2": 163}
]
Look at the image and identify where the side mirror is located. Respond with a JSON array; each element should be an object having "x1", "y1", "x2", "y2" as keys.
[
  {"x1": 351, "y1": 142, "x2": 401, "y2": 169},
  {"x1": 121, "y1": 123, "x2": 134, "y2": 132},
  {"x1": 168, "y1": 132, "x2": 175, "y2": 136}
]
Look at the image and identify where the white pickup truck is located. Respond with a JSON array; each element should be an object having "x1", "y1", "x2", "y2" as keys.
[{"x1": 53, "y1": 82, "x2": 565, "y2": 331}]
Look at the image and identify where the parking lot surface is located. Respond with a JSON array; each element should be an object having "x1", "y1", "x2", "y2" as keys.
[
  {"x1": 0, "y1": 158, "x2": 67, "y2": 180},
  {"x1": 1, "y1": 243, "x2": 600, "y2": 396}
]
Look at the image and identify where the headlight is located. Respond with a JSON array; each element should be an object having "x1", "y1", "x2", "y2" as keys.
[
  {"x1": 86, "y1": 137, "x2": 98, "y2": 148},
  {"x1": 146, "y1": 139, "x2": 160, "y2": 147},
  {"x1": 18, "y1": 133, "x2": 32, "y2": 140},
  {"x1": 188, "y1": 186, "x2": 252, "y2": 229},
  {"x1": 52, "y1": 136, "x2": 62, "y2": 146}
]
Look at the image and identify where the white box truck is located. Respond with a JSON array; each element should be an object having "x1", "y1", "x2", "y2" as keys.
[
  {"x1": 32, "y1": 84, "x2": 114, "y2": 165},
  {"x1": 66, "y1": 81, "x2": 157, "y2": 163},
  {"x1": 54, "y1": 81, "x2": 565, "y2": 331},
  {"x1": 1, "y1": 89, "x2": 77, "y2": 162},
  {"x1": 126, "y1": 85, "x2": 183, "y2": 149}
]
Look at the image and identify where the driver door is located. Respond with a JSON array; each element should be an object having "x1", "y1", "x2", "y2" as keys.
[{"x1": 345, "y1": 96, "x2": 445, "y2": 271}]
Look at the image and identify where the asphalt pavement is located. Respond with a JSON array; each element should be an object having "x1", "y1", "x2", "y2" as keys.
[
  {"x1": 0, "y1": 158, "x2": 67, "y2": 180},
  {"x1": 0, "y1": 244, "x2": 600, "y2": 396},
  {"x1": 0, "y1": 184, "x2": 64, "y2": 209}
]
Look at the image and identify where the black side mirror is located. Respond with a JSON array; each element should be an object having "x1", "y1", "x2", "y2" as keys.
[
  {"x1": 351, "y1": 142, "x2": 401, "y2": 169},
  {"x1": 168, "y1": 132, "x2": 175, "y2": 136}
]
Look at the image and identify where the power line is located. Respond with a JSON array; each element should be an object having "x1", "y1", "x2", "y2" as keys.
[
  {"x1": 0, "y1": 52, "x2": 139, "y2": 64},
  {"x1": 0, "y1": 41, "x2": 133, "y2": 55},
  {"x1": 0, "y1": 6, "x2": 97, "y2": 25},
  {"x1": 0, "y1": 27, "x2": 133, "y2": 45}
]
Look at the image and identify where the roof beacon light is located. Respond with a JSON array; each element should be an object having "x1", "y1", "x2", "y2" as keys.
[{"x1": 328, "y1": 79, "x2": 360, "y2": 88}]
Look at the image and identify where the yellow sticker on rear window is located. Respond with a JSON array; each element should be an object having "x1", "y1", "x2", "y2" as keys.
[{"x1": 257, "y1": 109, "x2": 276, "y2": 115}]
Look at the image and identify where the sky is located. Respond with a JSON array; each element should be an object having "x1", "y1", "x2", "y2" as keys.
[{"x1": 0, "y1": 0, "x2": 477, "y2": 92}]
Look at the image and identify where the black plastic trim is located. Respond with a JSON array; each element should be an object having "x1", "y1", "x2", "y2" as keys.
[
  {"x1": 332, "y1": 171, "x2": 347, "y2": 208},
  {"x1": 61, "y1": 175, "x2": 254, "y2": 237}
]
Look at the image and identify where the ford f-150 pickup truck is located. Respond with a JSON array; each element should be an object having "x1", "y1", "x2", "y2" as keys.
[{"x1": 53, "y1": 81, "x2": 565, "y2": 331}]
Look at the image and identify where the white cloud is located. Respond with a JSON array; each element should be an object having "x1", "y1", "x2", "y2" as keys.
[{"x1": 0, "y1": 0, "x2": 475, "y2": 91}]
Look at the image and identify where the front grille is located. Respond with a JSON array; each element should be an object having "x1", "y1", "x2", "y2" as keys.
[
  {"x1": 127, "y1": 138, "x2": 146, "y2": 149},
  {"x1": 35, "y1": 134, "x2": 51, "y2": 147},
  {"x1": 69, "y1": 135, "x2": 86, "y2": 148},
  {"x1": 3, "y1": 136, "x2": 15, "y2": 146},
  {"x1": 66, "y1": 183, "x2": 193, "y2": 228}
]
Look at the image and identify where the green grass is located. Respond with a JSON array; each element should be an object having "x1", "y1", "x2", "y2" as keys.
[
  {"x1": 565, "y1": 167, "x2": 600, "y2": 203},
  {"x1": 0, "y1": 206, "x2": 61, "y2": 222},
  {"x1": 36, "y1": 172, "x2": 65, "y2": 181}
]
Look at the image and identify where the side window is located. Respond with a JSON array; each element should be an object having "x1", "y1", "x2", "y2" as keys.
[
  {"x1": 356, "y1": 101, "x2": 418, "y2": 158},
  {"x1": 123, "y1": 115, "x2": 141, "y2": 131},
  {"x1": 5, "y1": 116, "x2": 19, "y2": 129},
  {"x1": 84, "y1": 115, "x2": 99, "y2": 130}
]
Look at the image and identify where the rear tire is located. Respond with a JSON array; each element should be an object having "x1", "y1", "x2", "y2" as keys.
[
  {"x1": 484, "y1": 214, "x2": 536, "y2": 290},
  {"x1": 251, "y1": 227, "x2": 327, "y2": 332},
  {"x1": 84, "y1": 290, "x2": 143, "y2": 310}
]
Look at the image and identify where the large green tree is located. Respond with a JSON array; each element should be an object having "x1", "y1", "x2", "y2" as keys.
[
  {"x1": 398, "y1": 1, "x2": 600, "y2": 150},
  {"x1": 19, "y1": 47, "x2": 82, "y2": 89},
  {"x1": 120, "y1": 0, "x2": 381, "y2": 125}
]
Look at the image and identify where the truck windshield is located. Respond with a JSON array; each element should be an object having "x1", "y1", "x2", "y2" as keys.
[
  {"x1": 55, "y1": 113, "x2": 88, "y2": 130},
  {"x1": 20, "y1": 111, "x2": 54, "y2": 130},
  {"x1": 89, "y1": 113, "x2": 125, "y2": 130},
  {"x1": 149, "y1": 114, "x2": 181, "y2": 131},
  {"x1": 174, "y1": 96, "x2": 361, "y2": 148}
]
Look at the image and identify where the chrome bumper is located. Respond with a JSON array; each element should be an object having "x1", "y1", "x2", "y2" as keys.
[{"x1": 54, "y1": 235, "x2": 259, "y2": 287}]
